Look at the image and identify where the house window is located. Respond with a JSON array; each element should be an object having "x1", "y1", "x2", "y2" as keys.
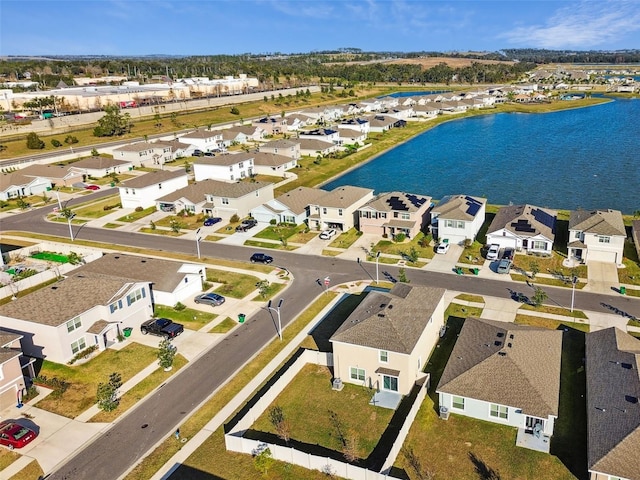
[
  {"x1": 71, "y1": 337, "x2": 86, "y2": 354},
  {"x1": 574, "y1": 231, "x2": 581, "y2": 239},
  {"x1": 490, "y1": 404, "x2": 508, "y2": 420},
  {"x1": 338, "y1": 209, "x2": 343, "y2": 216},
  {"x1": 350, "y1": 367, "x2": 365, "y2": 382},
  {"x1": 452, "y1": 396, "x2": 465, "y2": 410},
  {"x1": 229, "y1": 166, "x2": 233, "y2": 171},
  {"x1": 158, "y1": 183, "x2": 162, "y2": 190},
  {"x1": 239, "y1": 162, "x2": 243, "y2": 168},
  {"x1": 125, "y1": 188, "x2": 129, "y2": 194},
  {"x1": 222, "y1": 198, "x2": 229, "y2": 205},
  {"x1": 530, "y1": 240, "x2": 547, "y2": 250},
  {"x1": 66, "y1": 317, "x2": 81, "y2": 333},
  {"x1": 599, "y1": 236, "x2": 611, "y2": 243},
  {"x1": 457, "y1": 221, "x2": 464, "y2": 228},
  {"x1": 379, "y1": 350, "x2": 388, "y2": 363},
  {"x1": 323, "y1": 208, "x2": 327, "y2": 215},
  {"x1": 401, "y1": 213, "x2": 410, "y2": 220},
  {"x1": 126, "y1": 287, "x2": 146, "y2": 306},
  {"x1": 109, "y1": 299, "x2": 123, "y2": 314}
]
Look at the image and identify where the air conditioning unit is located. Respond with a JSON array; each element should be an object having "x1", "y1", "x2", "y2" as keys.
[
  {"x1": 439, "y1": 406, "x2": 450, "y2": 420},
  {"x1": 332, "y1": 378, "x2": 344, "y2": 391}
]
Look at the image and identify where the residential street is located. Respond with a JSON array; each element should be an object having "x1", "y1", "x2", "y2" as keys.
[{"x1": 2, "y1": 205, "x2": 639, "y2": 480}]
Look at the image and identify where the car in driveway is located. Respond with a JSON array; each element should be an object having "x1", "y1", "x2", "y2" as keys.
[
  {"x1": 502, "y1": 247, "x2": 515, "y2": 260},
  {"x1": 319, "y1": 229, "x2": 337, "y2": 240},
  {"x1": 140, "y1": 318, "x2": 184, "y2": 339},
  {"x1": 203, "y1": 217, "x2": 222, "y2": 227},
  {"x1": 194, "y1": 292, "x2": 225, "y2": 306},
  {"x1": 486, "y1": 244, "x2": 500, "y2": 260},
  {"x1": 0, "y1": 421, "x2": 38, "y2": 450},
  {"x1": 497, "y1": 258, "x2": 512, "y2": 274},
  {"x1": 235, "y1": 218, "x2": 258, "y2": 232},
  {"x1": 436, "y1": 242, "x2": 450, "y2": 254},
  {"x1": 84, "y1": 184, "x2": 100, "y2": 191},
  {"x1": 250, "y1": 253, "x2": 273, "y2": 264}
]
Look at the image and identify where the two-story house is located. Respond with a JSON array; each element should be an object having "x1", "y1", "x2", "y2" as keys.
[
  {"x1": 486, "y1": 204, "x2": 557, "y2": 255},
  {"x1": 259, "y1": 139, "x2": 301, "y2": 160},
  {"x1": 0, "y1": 272, "x2": 153, "y2": 364},
  {"x1": 308, "y1": 185, "x2": 374, "y2": 232},
  {"x1": 119, "y1": 170, "x2": 189, "y2": 209},
  {"x1": 297, "y1": 128, "x2": 341, "y2": 145},
  {"x1": 252, "y1": 152, "x2": 298, "y2": 177},
  {"x1": 0, "y1": 331, "x2": 30, "y2": 410},
  {"x1": 179, "y1": 129, "x2": 224, "y2": 152},
  {"x1": 69, "y1": 156, "x2": 133, "y2": 178},
  {"x1": 568, "y1": 209, "x2": 626, "y2": 265},
  {"x1": 253, "y1": 116, "x2": 287, "y2": 135},
  {"x1": 431, "y1": 195, "x2": 486, "y2": 245},
  {"x1": 358, "y1": 191, "x2": 432, "y2": 239},
  {"x1": 193, "y1": 153, "x2": 254, "y2": 182},
  {"x1": 251, "y1": 186, "x2": 328, "y2": 225},
  {"x1": 337, "y1": 118, "x2": 370, "y2": 135},
  {"x1": 112, "y1": 142, "x2": 155, "y2": 166}
]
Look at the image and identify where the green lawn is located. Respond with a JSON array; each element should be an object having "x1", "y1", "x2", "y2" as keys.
[
  {"x1": 138, "y1": 227, "x2": 183, "y2": 236},
  {"x1": 511, "y1": 273, "x2": 587, "y2": 289},
  {"x1": 515, "y1": 314, "x2": 590, "y2": 333},
  {"x1": 209, "y1": 317, "x2": 238, "y2": 334},
  {"x1": 0, "y1": 450, "x2": 20, "y2": 471},
  {"x1": 513, "y1": 252, "x2": 588, "y2": 280},
  {"x1": 72, "y1": 196, "x2": 122, "y2": 218},
  {"x1": 34, "y1": 343, "x2": 158, "y2": 418},
  {"x1": 372, "y1": 232, "x2": 435, "y2": 260},
  {"x1": 7, "y1": 459, "x2": 44, "y2": 480},
  {"x1": 244, "y1": 239, "x2": 298, "y2": 251},
  {"x1": 253, "y1": 223, "x2": 306, "y2": 241},
  {"x1": 519, "y1": 303, "x2": 588, "y2": 319},
  {"x1": 457, "y1": 240, "x2": 484, "y2": 265},
  {"x1": 207, "y1": 268, "x2": 262, "y2": 299},
  {"x1": 250, "y1": 282, "x2": 286, "y2": 302},
  {"x1": 454, "y1": 293, "x2": 485, "y2": 303},
  {"x1": 154, "y1": 213, "x2": 204, "y2": 230},
  {"x1": 619, "y1": 241, "x2": 640, "y2": 285},
  {"x1": 116, "y1": 206, "x2": 157, "y2": 222},
  {"x1": 328, "y1": 228, "x2": 361, "y2": 249},
  {"x1": 154, "y1": 305, "x2": 217, "y2": 331}
]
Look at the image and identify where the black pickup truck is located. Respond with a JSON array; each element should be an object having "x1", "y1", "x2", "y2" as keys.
[{"x1": 140, "y1": 318, "x2": 184, "y2": 339}]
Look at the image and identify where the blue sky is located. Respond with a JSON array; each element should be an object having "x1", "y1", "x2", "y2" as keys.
[{"x1": 2, "y1": 0, "x2": 639, "y2": 56}]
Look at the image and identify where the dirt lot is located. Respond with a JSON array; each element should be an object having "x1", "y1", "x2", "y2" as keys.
[{"x1": 326, "y1": 56, "x2": 514, "y2": 69}]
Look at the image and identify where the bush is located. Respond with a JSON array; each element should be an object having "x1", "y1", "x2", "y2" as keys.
[
  {"x1": 64, "y1": 135, "x2": 79, "y2": 144},
  {"x1": 33, "y1": 375, "x2": 70, "y2": 399},
  {"x1": 394, "y1": 233, "x2": 406, "y2": 243},
  {"x1": 174, "y1": 302, "x2": 186, "y2": 311},
  {"x1": 230, "y1": 106, "x2": 240, "y2": 115},
  {"x1": 26, "y1": 132, "x2": 45, "y2": 149},
  {"x1": 68, "y1": 344, "x2": 99, "y2": 364},
  {"x1": 230, "y1": 213, "x2": 240, "y2": 223},
  {"x1": 51, "y1": 139, "x2": 63, "y2": 148},
  {"x1": 270, "y1": 219, "x2": 277, "y2": 225},
  {"x1": 135, "y1": 206, "x2": 144, "y2": 212}
]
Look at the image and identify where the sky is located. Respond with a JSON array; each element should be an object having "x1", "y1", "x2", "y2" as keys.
[{"x1": 1, "y1": 0, "x2": 640, "y2": 56}]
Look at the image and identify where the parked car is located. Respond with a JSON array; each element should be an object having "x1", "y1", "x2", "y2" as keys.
[
  {"x1": 0, "y1": 421, "x2": 38, "y2": 450},
  {"x1": 84, "y1": 184, "x2": 100, "y2": 191},
  {"x1": 140, "y1": 318, "x2": 184, "y2": 339},
  {"x1": 235, "y1": 218, "x2": 258, "y2": 232},
  {"x1": 486, "y1": 244, "x2": 500, "y2": 260},
  {"x1": 319, "y1": 229, "x2": 337, "y2": 240},
  {"x1": 192, "y1": 149, "x2": 204, "y2": 157},
  {"x1": 497, "y1": 258, "x2": 512, "y2": 274},
  {"x1": 436, "y1": 242, "x2": 450, "y2": 254},
  {"x1": 203, "y1": 217, "x2": 222, "y2": 226},
  {"x1": 250, "y1": 253, "x2": 273, "y2": 264},
  {"x1": 194, "y1": 293, "x2": 225, "y2": 306},
  {"x1": 502, "y1": 247, "x2": 515, "y2": 260}
]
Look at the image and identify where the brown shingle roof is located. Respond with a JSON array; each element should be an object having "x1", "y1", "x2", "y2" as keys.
[
  {"x1": 361, "y1": 191, "x2": 431, "y2": 213},
  {"x1": 570, "y1": 209, "x2": 626, "y2": 237},
  {"x1": 330, "y1": 284, "x2": 445, "y2": 354},
  {"x1": 488, "y1": 204, "x2": 557, "y2": 240},
  {"x1": 633, "y1": 220, "x2": 640, "y2": 260},
  {"x1": 19, "y1": 164, "x2": 76, "y2": 180},
  {"x1": 437, "y1": 317, "x2": 562, "y2": 418},
  {"x1": 70, "y1": 156, "x2": 131, "y2": 169},
  {"x1": 432, "y1": 195, "x2": 486, "y2": 221},
  {"x1": 0, "y1": 172, "x2": 38, "y2": 190},
  {"x1": 0, "y1": 331, "x2": 22, "y2": 347},
  {"x1": 315, "y1": 185, "x2": 373, "y2": 209},
  {"x1": 122, "y1": 170, "x2": 187, "y2": 188},
  {"x1": 297, "y1": 138, "x2": 335, "y2": 152},
  {"x1": 113, "y1": 143, "x2": 153, "y2": 153},
  {"x1": 275, "y1": 187, "x2": 328, "y2": 215},
  {"x1": 157, "y1": 179, "x2": 272, "y2": 203},
  {"x1": 0, "y1": 273, "x2": 138, "y2": 327},
  {"x1": 194, "y1": 152, "x2": 254, "y2": 167},
  {"x1": 181, "y1": 129, "x2": 221, "y2": 140},
  {"x1": 252, "y1": 152, "x2": 293, "y2": 167},
  {"x1": 260, "y1": 139, "x2": 300, "y2": 150},
  {"x1": 586, "y1": 328, "x2": 640, "y2": 480}
]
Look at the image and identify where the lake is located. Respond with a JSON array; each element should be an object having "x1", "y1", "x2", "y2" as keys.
[{"x1": 323, "y1": 97, "x2": 640, "y2": 213}]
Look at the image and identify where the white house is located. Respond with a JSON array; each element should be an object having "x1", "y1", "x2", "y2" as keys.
[
  {"x1": 219, "y1": 129, "x2": 248, "y2": 148},
  {"x1": 0, "y1": 272, "x2": 153, "y2": 364},
  {"x1": 230, "y1": 125, "x2": 266, "y2": 142},
  {"x1": 253, "y1": 116, "x2": 287, "y2": 135},
  {"x1": 119, "y1": 170, "x2": 189, "y2": 209},
  {"x1": 19, "y1": 164, "x2": 83, "y2": 188},
  {"x1": 0, "y1": 172, "x2": 51, "y2": 201},
  {"x1": 251, "y1": 186, "x2": 328, "y2": 225},
  {"x1": 69, "y1": 156, "x2": 133, "y2": 178},
  {"x1": 259, "y1": 139, "x2": 301, "y2": 160},
  {"x1": 297, "y1": 128, "x2": 340, "y2": 144},
  {"x1": 431, "y1": 195, "x2": 486, "y2": 245},
  {"x1": 308, "y1": 185, "x2": 374, "y2": 231},
  {"x1": 337, "y1": 128, "x2": 367, "y2": 145},
  {"x1": 298, "y1": 138, "x2": 340, "y2": 157},
  {"x1": 193, "y1": 153, "x2": 254, "y2": 182},
  {"x1": 112, "y1": 142, "x2": 156, "y2": 166},
  {"x1": 437, "y1": 317, "x2": 562, "y2": 452},
  {"x1": 179, "y1": 129, "x2": 224, "y2": 152},
  {"x1": 284, "y1": 113, "x2": 314, "y2": 131},
  {"x1": 252, "y1": 152, "x2": 298, "y2": 177},
  {"x1": 486, "y1": 204, "x2": 557, "y2": 255},
  {"x1": 366, "y1": 115, "x2": 396, "y2": 132},
  {"x1": 0, "y1": 331, "x2": 30, "y2": 411},
  {"x1": 72, "y1": 253, "x2": 204, "y2": 307},
  {"x1": 337, "y1": 118, "x2": 370, "y2": 135},
  {"x1": 568, "y1": 209, "x2": 626, "y2": 265}
]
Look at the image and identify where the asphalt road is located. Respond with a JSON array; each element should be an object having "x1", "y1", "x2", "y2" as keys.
[{"x1": 2, "y1": 206, "x2": 639, "y2": 480}]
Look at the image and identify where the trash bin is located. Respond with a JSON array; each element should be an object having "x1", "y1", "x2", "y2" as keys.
[
  {"x1": 238, "y1": 313, "x2": 246, "y2": 323},
  {"x1": 620, "y1": 286, "x2": 626, "y2": 295},
  {"x1": 110, "y1": 182, "x2": 116, "y2": 187},
  {"x1": 123, "y1": 327, "x2": 133, "y2": 337},
  {"x1": 455, "y1": 267, "x2": 463, "y2": 275},
  {"x1": 472, "y1": 268, "x2": 479, "y2": 275}
]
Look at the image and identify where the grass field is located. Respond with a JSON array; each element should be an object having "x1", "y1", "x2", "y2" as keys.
[{"x1": 154, "y1": 305, "x2": 217, "y2": 331}]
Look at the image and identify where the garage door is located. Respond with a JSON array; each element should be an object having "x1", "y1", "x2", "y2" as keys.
[
  {"x1": 0, "y1": 387, "x2": 15, "y2": 411},
  {"x1": 589, "y1": 250, "x2": 617, "y2": 263}
]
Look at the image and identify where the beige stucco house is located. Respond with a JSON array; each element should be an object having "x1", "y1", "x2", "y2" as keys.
[
  {"x1": 0, "y1": 331, "x2": 31, "y2": 411},
  {"x1": 308, "y1": 185, "x2": 374, "y2": 231},
  {"x1": 357, "y1": 191, "x2": 432, "y2": 239},
  {"x1": 568, "y1": 209, "x2": 626, "y2": 265},
  {"x1": 330, "y1": 284, "x2": 446, "y2": 397}
]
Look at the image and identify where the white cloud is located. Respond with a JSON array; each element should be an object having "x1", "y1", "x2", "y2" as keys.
[{"x1": 500, "y1": 0, "x2": 640, "y2": 48}]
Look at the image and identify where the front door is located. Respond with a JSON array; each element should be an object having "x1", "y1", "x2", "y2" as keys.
[
  {"x1": 525, "y1": 416, "x2": 544, "y2": 433},
  {"x1": 382, "y1": 375, "x2": 398, "y2": 392}
]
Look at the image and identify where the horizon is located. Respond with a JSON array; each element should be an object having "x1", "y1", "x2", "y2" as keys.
[{"x1": 2, "y1": 0, "x2": 640, "y2": 56}]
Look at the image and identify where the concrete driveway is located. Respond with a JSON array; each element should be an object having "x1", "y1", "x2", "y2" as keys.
[
  {"x1": 585, "y1": 261, "x2": 620, "y2": 294},
  {"x1": 425, "y1": 244, "x2": 463, "y2": 273}
]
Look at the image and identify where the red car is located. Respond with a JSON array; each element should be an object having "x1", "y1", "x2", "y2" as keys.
[
  {"x1": 0, "y1": 421, "x2": 38, "y2": 450},
  {"x1": 84, "y1": 184, "x2": 100, "y2": 191}
]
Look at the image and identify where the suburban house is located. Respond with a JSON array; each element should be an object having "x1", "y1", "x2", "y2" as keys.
[
  {"x1": 150, "y1": 139, "x2": 192, "y2": 161},
  {"x1": 156, "y1": 179, "x2": 273, "y2": 218},
  {"x1": 337, "y1": 128, "x2": 367, "y2": 145},
  {"x1": 112, "y1": 142, "x2": 156, "y2": 166},
  {"x1": 193, "y1": 153, "x2": 254, "y2": 182},
  {"x1": 338, "y1": 117, "x2": 370, "y2": 134},
  {"x1": 259, "y1": 139, "x2": 301, "y2": 160},
  {"x1": 586, "y1": 327, "x2": 640, "y2": 480},
  {"x1": 437, "y1": 317, "x2": 562, "y2": 452},
  {"x1": 297, "y1": 128, "x2": 340, "y2": 144},
  {"x1": 72, "y1": 253, "x2": 204, "y2": 307},
  {"x1": 486, "y1": 204, "x2": 557, "y2": 255},
  {"x1": 68, "y1": 156, "x2": 133, "y2": 178},
  {"x1": 251, "y1": 186, "x2": 328, "y2": 225},
  {"x1": 308, "y1": 185, "x2": 374, "y2": 232},
  {"x1": 299, "y1": 105, "x2": 343, "y2": 123},
  {"x1": 366, "y1": 114, "x2": 397, "y2": 132},
  {"x1": 0, "y1": 272, "x2": 153, "y2": 364},
  {"x1": 251, "y1": 152, "x2": 298, "y2": 177},
  {"x1": 179, "y1": 129, "x2": 224, "y2": 152},
  {"x1": 330, "y1": 284, "x2": 446, "y2": 400},
  {"x1": 219, "y1": 129, "x2": 248, "y2": 148},
  {"x1": 284, "y1": 113, "x2": 314, "y2": 131},
  {"x1": 230, "y1": 125, "x2": 266, "y2": 142},
  {"x1": 0, "y1": 172, "x2": 51, "y2": 201},
  {"x1": 253, "y1": 116, "x2": 287, "y2": 135},
  {"x1": 18, "y1": 164, "x2": 83, "y2": 188},
  {"x1": 413, "y1": 104, "x2": 441, "y2": 117},
  {"x1": 118, "y1": 170, "x2": 189, "y2": 209},
  {"x1": 430, "y1": 195, "x2": 486, "y2": 245},
  {"x1": 298, "y1": 138, "x2": 340, "y2": 157},
  {"x1": 357, "y1": 191, "x2": 432, "y2": 239},
  {"x1": 0, "y1": 331, "x2": 31, "y2": 411},
  {"x1": 568, "y1": 209, "x2": 626, "y2": 265}
]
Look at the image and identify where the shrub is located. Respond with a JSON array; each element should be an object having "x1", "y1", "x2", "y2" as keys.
[
  {"x1": 230, "y1": 106, "x2": 240, "y2": 115},
  {"x1": 270, "y1": 219, "x2": 277, "y2": 225},
  {"x1": 174, "y1": 302, "x2": 186, "y2": 311},
  {"x1": 135, "y1": 206, "x2": 144, "y2": 212},
  {"x1": 51, "y1": 139, "x2": 63, "y2": 148},
  {"x1": 230, "y1": 213, "x2": 240, "y2": 224},
  {"x1": 26, "y1": 132, "x2": 45, "y2": 149},
  {"x1": 33, "y1": 375, "x2": 70, "y2": 399},
  {"x1": 68, "y1": 344, "x2": 99, "y2": 364},
  {"x1": 64, "y1": 135, "x2": 79, "y2": 144},
  {"x1": 394, "y1": 233, "x2": 406, "y2": 243}
]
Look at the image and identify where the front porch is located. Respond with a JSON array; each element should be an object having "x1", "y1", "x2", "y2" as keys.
[{"x1": 515, "y1": 427, "x2": 551, "y2": 453}]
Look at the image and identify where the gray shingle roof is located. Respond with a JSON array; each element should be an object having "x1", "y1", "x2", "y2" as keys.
[
  {"x1": 298, "y1": 138, "x2": 335, "y2": 152},
  {"x1": 0, "y1": 331, "x2": 22, "y2": 347},
  {"x1": 0, "y1": 272, "x2": 138, "y2": 327},
  {"x1": 0, "y1": 172, "x2": 38, "y2": 190},
  {"x1": 315, "y1": 185, "x2": 373, "y2": 209},
  {"x1": 437, "y1": 317, "x2": 562, "y2": 418},
  {"x1": 432, "y1": 195, "x2": 486, "y2": 221},
  {"x1": 330, "y1": 284, "x2": 445, "y2": 354},
  {"x1": 181, "y1": 129, "x2": 221, "y2": 140},
  {"x1": 194, "y1": 152, "x2": 254, "y2": 167},
  {"x1": 260, "y1": 139, "x2": 300, "y2": 149},
  {"x1": 70, "y1": 156, "x2": 131, "y2": 169},
  {"x1": 586, "y1": 327, "x2": 640, "y2": 480},
  {"x1": 361, "y1": 191, "x2": 431, "y2": 214},
  {"x1": 19, "y1": 164, "x2": 76, "y2": 180},
  {"x1": 275, "y1": 187, "x2": 328, "y2": 215},
  {"x1": 113, "y1": 143, "x2": 154, "y2": 153},
  {"x1": 252, "y1": 152, "x2": 293, "y2": 167},
  {"x1": 570, "y1": 209, "x2": 626, "y2": 237},
  {"x1": 122, "y1": 170, "x2": 187, "y2": 188},
  {"x1": 488, "y1": 204, "x2": 557, "y2": 240},
  {"x1": 157, "y1": 179, "x2": 272, "y2": 203},
  {"x1": 633, "y1": 220, "x2": 640, "y2": 260}
]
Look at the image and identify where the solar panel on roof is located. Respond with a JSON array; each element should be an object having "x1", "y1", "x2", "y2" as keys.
[
  {"x1": 406, "y1": 194, "x2": 426, "y2": 208},
  {"x1": 466, "y1": 203, "x2": 481, "y2": 216},
  {"x1": 464, "y1": 195, "x2": 480, "y2": 205}
]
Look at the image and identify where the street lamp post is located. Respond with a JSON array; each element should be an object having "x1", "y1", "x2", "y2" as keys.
[
  {"x1": 195, "y1": 228, "x2": 202, "y2": 259},
  {"x1": 265, "y1": 299, "x2": 284, "y2": 340},
  {"x1": 376, "y1": 251, "x2": 381, "y2": 284},
  {"x1": 54, "y1": 191, "x2": 63, "y2": 211},
  {"x1": 570, "y1": 275, "x2": 578, "y2": 314}
]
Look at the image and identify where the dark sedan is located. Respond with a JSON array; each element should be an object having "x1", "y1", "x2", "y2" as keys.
[
  {"x1": 194, "y1": 293, "x2": 225, "y2": 306},
  {"x1": 203, "y1": 217, "x2": 222, "y2": 226}
]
